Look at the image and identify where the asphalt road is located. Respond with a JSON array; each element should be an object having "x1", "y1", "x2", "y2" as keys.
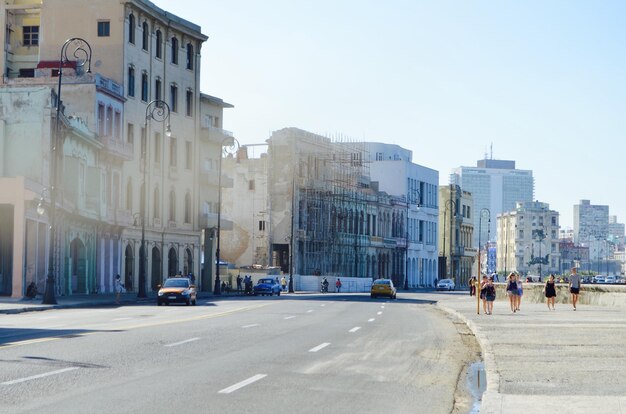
[{"x1": 0, "y1": 293, "x2": 478, "y2": 414}]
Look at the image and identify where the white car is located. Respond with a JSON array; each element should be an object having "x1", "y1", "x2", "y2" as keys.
[
  {"x1": 604, "y1": 276, "x2": 617, "y2": 284},
  {"x1": 437, "y1": 279, "x2": 455, "y2": 291}
]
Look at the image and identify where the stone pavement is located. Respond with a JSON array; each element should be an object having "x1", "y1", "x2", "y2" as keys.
[{"x1": 439, "y1": 294, "x2": 626, "y2": 414}]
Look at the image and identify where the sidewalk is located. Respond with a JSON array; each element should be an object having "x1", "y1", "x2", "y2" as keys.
[{"x1": 439, "y1": 295, "x2": 626, "y2": 414}]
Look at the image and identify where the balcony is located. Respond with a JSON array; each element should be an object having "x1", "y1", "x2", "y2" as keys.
[
  {"x1": 200, "y1": 125, "x2": 234, "y2": 144},
  {"x1": 100, "y1": 135, "x2": 133, "y2": 161}
]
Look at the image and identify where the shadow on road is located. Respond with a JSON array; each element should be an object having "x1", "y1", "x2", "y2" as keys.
[{"x1": 0, "y1": 327, "x2": 120, "y2": 347}]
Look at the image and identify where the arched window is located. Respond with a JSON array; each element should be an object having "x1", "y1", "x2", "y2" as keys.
[
  {"x1": 126, "y1": 180, "x2": 133, "y2": 211},
  {"x1": 127, "y1": 66, "x2": 135, "y2": 97},
  {"x1": 153, "y1": 187, "x2": 160, "y2": 219},
  {"x1": 141, "y1": 72, "x2": 148, "y2": 102},
  {"x1": 186, "y1": 43, "x2": 194, "y2": 70},
  {"x1": 128, "y1": 14, "x2": 135, "y2": 44},
  {"x1": 171, "y1": 37, "x2": 178, "y2": 64},
  {"x1": 155, "y1": 30, "x2": 162, "y2": 59},
  {"x1": 142, "y1": 21, "x2": 149, "y2": 51},
  {"x1": 169, "y1": 190, "x2": 176, "y2": 222},
  {"x1": 184, "y1": 192, "x2": 191, "y2": 223}
]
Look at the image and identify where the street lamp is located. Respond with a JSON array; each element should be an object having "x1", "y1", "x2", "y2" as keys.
[
  {"x1": 42, "y1": 38, "x2": 92, "y2": 305},
  {"x1": 140, "y1": 100, "x2": 171, "y2": 298},
  {"x1": 442, "y1": 198, "x2": 457, "y2": 284},
  {"x1": 477, "y1": 208, "x2": 490, "y2": 314},
  {"x1": 404, "y1": 185, "x2": 420, "y2": 290},
  {"x1": 214, "y1": 136, "x2": 239, "y2": 295}
]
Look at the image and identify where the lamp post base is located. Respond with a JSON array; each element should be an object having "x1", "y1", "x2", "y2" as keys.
[
  {"x1": 288, "y1": 275, "x2": 294, "y2": 293},
  {"x1": 214, "y1": 276, "x2": 221, "y2": 295},
  {"x1": 42, "y1": 275, "x2": 57, "y2": 305}
]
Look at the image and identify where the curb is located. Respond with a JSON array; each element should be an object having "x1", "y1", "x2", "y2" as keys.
[
  {"x1": 0, "y1": 298, "x2": 155, "y2": 315},
  {"x1": 437, "y1": 302, "x2": 502, "y2": 413}
]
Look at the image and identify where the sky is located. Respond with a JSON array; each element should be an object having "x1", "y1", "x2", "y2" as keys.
[{"x1": 157, "y1": 0, "x2": 626, "y2": 229}]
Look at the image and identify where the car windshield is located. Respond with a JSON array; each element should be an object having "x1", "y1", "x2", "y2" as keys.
[
  {"x1": 374, "y1": 280, "x2": 390, "y2": 285},
  {"x1": 258, "y1": 279, "x2": 274, "y2": 284},
  {"x1": 439, "y1": 279, "x2": 452, "y2": 284},
  {"x1": 163, "y1": 279, "x2": 190, "y2": 288}
]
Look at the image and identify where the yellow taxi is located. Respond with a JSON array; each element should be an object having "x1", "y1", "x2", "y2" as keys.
[
  {"x1": 157, "y1": 277, "x2": 197, "y2": 306},
  {"x1": 370, "y1": 279, "x2": 397, "y2": 299}
]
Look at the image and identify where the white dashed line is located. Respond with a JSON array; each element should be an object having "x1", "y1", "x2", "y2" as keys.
[
  {"x1": 38, "y1": 316, "x2": 58, "y2": 320},
  {"x1": 113, "y1": 317, "x2": 132, "y2": 321},
  {"x1": 349, "y1": 327, "x2": 361, "y2": 333},
  {"x1": 381, "y1": 305, "x2": 385, "y2": 309},
  {"x1": 242, "y1": 324, "x2": 260, "y2": 329},
  {"x1": 218, "y1": 374, "x2": 267, "y2": 394},
  {"x1": 164, "y1": 337, "x2": 200, "y2": 347},
  {"x1": 368, "y1": 318, "x2": 375, "y2": 322},
  {"x1": 2, "y1": 367, "x2": 79, "y2": 385},
  {"x1": 307, "y1": 310, "x2": 314, "y2": 313},
  {"x1": 377, "y1": 311, "x2": 383, "y2": 315},
  {"x1": 284, "y1": 316, "x2": 296, "y2": 320},
  {"x1": 309, "y1": 342, "x2": 331, "y2": 352},
  {"x1": 320, "y1": 304, "x2": 326, "y2": 307}
]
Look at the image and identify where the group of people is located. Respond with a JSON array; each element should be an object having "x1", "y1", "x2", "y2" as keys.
[
  {"x1": 320, "y1": 277, "x2": 342, "y2": 293},
  {"x1": 471, "y1": 267, "x2": 582, "y2": 314}
]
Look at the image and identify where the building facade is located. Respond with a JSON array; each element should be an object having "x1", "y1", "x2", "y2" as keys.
[
  {"x1": 497, "y1": 201, "x2": 560, "y2": 278},
  {"x1": 451, "y1": 158, "x2": 534, "y2": 247},
  {"x1": 573, "y1": 200, "x2": 609, "y2": 245}
]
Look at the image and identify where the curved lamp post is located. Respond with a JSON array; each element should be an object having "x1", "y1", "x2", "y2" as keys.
[
  {"x1": 140, "y1": 100, "x2": 171, "y2": 298},
  {"x1": 43, "y1": 38, "x2": 92, "y2": 305},
  {"x1": 214, "y1": 136, "x2": 239, "y2": 295},
  {"x1": 477, "y1": 208, "x2": 490, "y2": 314}
]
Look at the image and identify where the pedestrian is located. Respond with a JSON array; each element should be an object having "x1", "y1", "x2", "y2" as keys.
[
  {"x1": 335, "y1": 278, "x2": 342, "y2": 293},
  {"x1": 515, "y1": 274, "x2": 523, "y2": 311},
  {"x1": 479, "y1": 275, "x2": 488, "y2": 314},
  {"x1": 569, "y1": 267, "x2": 581, "y2": 311},
  {"x1": 485, "y1": 277, "x2": 496, "y2": 315},
  {"x1": 114, "y1": 274, "x2": 123, "y2": 304},
  {"x1": 236, "y1": 275, "x2": 242, "y2": 292},
  {"x1": 506, "y1": 272, "x2": 518, "y2": 313},
  {"x1": 544, "y1": 274, "x2": 557, "y2": 310},
  {"x1": 469, "y1": 276, "x2": 476, "y2": 296},
  {"x1": 281, "y1": 276, "x2": 287, "y2": 292},
  {"x1": 493, "y1": 273, "x2": 499, "y2": 283}
]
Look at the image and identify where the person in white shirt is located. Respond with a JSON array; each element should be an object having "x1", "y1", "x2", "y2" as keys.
[{"x1": 569, "y1": 267, "x2": 581, "y2": 311}]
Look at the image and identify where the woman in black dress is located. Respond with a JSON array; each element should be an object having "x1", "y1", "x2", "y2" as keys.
[
  {"x1": 544, "y1": 274, "x2": 557, "y2": 310},
  {"x1": 506, "y1": 273, "x2": 518, "y2": 313}
]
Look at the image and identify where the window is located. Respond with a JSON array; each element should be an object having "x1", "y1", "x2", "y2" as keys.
[
  {"x1": 155, "y1": 78, "x2": 161, "y2": 101},
  {"x1": 259, "y1": 221, "x2": 266, "y2": 231},
  {"x1": 155, "y1": 30, "x2": 162, "y2": 59},
  {"x1": 19, "y1": 69, "x2": 34, "y2": 77},
  {"x1": 184, "y1": 193, "x2": 191, "y2": 223},
  {"x1": 127, "y1": 123, "x2": 134, "y2": 145},
  {"x1": 23, "y1": 26, "x2": 39, "y2": 46},
  {"x1": 128, "y1": 14, "x2": 135, "y2": 44},
  {"x1": 126, "y1": 180, "x2": 133, "y2": 211},
  {"x1": 97, "y1": 103, "x2": 105, "y2": 135},
  {"x1": 128, "y1": 66, "x2": 135, "y2": 97},
  {"x1": 106, "y1": 106, "x2": 113, "y2": 136},
  {"x1": 142, "y1": 21, "x2": 149, "y2": 51},
  {"x1": 141, "y1": 72, "x2": 148, "y2": 101},
  {"x1": 169, "y1": 138, "x2": 177, "y2": 167},
  {"x1": 170, "y1": 84, "x2": 178, "y2": 112},
  {"x1": 154, "y1": 132, "x2": 161, "y2": 163},
  {"x1": 153, "y1": 187, "x2": 160, "y2": 219},
  {"x1": 185, "y1": 90, "x2": 193, "y2": 117},
  {"x1": 140, "y1": 127, "x2": 146, "y2": 159},
  {"x1": 114, "y1": 111, "x2": 121, "y2": 140},
  {"x1": 376, "y1": 152, "x2": 383, "y2": 161},
  {"x1": 186, "y1": 43, "x2": 194, "y2": 70},
  {"x1": 171, "y1": 37, "x2": 178, "y2": 64},
  {"x1": 249, "y1": 180, "x2": 255, "y2": 190},
  {"x1": 98, "y1": 21, "x2": 110, "y2": 37},
  {"x1": 185, "y1": 141, "x2": 192, "y2": 169},
  {"x1": 169, "y1": 191, "x2": 176, "y2": 222}
]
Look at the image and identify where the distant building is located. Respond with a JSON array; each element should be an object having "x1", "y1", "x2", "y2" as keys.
[
  {"x1": 608, "y1": 215, "x2": 625, "y2": 242},
  {"x1": 451, "y1": 158, "x2": 534, "y2": 247},
  {"x1": 497, "y1": 201, "x2": 560, "y2": 277},
  {"x1": 573, "y1": 200, "x2": 608, "y2": 244}
]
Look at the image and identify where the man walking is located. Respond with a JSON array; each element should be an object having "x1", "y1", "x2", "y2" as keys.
[{"x1": 569, "y1": 267, "x2": 581, "y2": 311}]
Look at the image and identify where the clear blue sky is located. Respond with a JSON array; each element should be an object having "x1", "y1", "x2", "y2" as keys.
[{"x1": 157, "y1": 0, "x2": 626, "y2": 229}]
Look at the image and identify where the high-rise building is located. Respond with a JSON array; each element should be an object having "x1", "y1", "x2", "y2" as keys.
[
  {"x1": 573, "y1": 200, "x2": 609, "y2": 244},
  {"x1": 608, "y1": 215, "x2": 625, "y2": 241},
  {"x1": 451, "y1": 158, "x2": 534, "y2": 248}
]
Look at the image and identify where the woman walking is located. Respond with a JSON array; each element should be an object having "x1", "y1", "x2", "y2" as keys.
[
  {"x1": 506, "y1": 273, "x2": 518, "y2": 313},
  {"x1": 544, "y1": 274, "x2": 557, "y2": 310},
  {"x1": 515, "y1": 274, "x2": 523, "y2": 311},
  {"x1": 480, "y1": 275, "x2": 488, "y2": 314},
  {"x1": 485, "y1": 277, "x2": 496, "y2": 315}
]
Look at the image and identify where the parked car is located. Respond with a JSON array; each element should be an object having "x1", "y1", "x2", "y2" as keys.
[
  {"x1": 157, "y1": 277, "x2": 197, "y2": 306},
  {"x1": 605, "y1": 275, "x2": 617, "y2": 284},
  {"x1": 437, "y1": 279, "x2": 455, "y2": 291},
  {"x1": 370, "y1": 279, "x2": 397, "y2": 299},
  {"x1": 594, "y1": 275, "x2": 606, "y2": 284},
  {"x1": 253, "y1": 278, "x2": 281, "y2": 296}
]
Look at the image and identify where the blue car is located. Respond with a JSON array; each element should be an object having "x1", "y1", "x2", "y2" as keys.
[{"x1": 253, "y1": 278, "x2": 281, "y2": 296}]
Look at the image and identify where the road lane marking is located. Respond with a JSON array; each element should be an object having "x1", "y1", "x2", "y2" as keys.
[
  {"x1": 113, "y1": 317, "x2": 132, "y2": 321},
  {"x1": 309, "y1": 342, "x2": 330, "y2": 352},
  {"x1": 2, "y1": 367, "x2": 79, "y2": 385},
  {"x1": 164, "y1": 337, "x2": 200, "y2": 347},
  {"x1": 38, "y1": 316, "x2": 58, "y2": 320},
  {"x1": 307, "y1": 310, "x2": 314, "y2": 313},
  {"x1": 320, "y1": 304, "x2": 326, "y2": 307},
  {"x1": 242, "y1": 324, "x2": 260, "y2": 329},
  {"x1": 349, "y1": 327, "x2": 361, "y2": 333},
  {"x1": 284, "y1": 316, "x2": 296, "y2": 320},
  {"x1": 218, "y1": 374, "x2": 267, "y2": 394},
  {"x1": 381, "y1": 305, "x2": 385, "y2": 309},
  {"x1": 377, "y1": 311, "x2": 383, "y2": 315},
  {"x1": 368, "y1": 318, "x2": 375, "y2": 322}
]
